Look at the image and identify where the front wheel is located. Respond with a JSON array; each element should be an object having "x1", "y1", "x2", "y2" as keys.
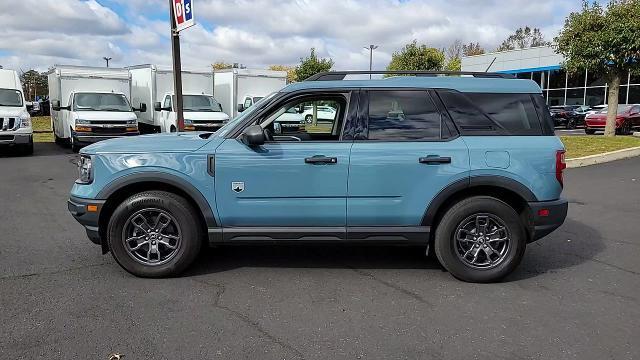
[
  {"x1": 434, "y1": 196, "x2": 526, "y2": 283},
  {"x1": 585, "y1": 128, "x2": 596, "y2": 135},
  {"x1": 107, "y1": 191, "x2": 203, "y2": 277},
  {"x1": 566, "y1": 119, "x2": 576, "y2": 129}
]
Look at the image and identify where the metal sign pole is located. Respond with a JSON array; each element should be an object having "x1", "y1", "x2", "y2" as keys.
[{"x1": 169, "y1": 0, "x2": 184, "y2": 132}]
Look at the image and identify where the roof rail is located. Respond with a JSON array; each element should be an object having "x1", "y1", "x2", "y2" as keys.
[{"x1": 305, "y1": 71, "x2": 516, "y2": 81}]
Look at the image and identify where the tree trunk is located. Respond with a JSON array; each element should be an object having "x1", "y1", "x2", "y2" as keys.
[{"x1": 604, "y1": 73, "x2": 621, "y2": 137}]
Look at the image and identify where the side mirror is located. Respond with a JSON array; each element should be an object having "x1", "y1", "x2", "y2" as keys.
[
  {"x1": 240, "y1": 125, "x2": 265, "y2": 146},
  {"x1": 154, "y1": 102, "x2": 162, "y2": 112},
  {"x1": 134, "y1": 103, "x2": 147, "y2": 113},
  {"x1": 51, "y1": 100, "x2": 61, "y2": 111},
  {"x1": 237, "y1": 104, "x2": 245, "y2": 113}
]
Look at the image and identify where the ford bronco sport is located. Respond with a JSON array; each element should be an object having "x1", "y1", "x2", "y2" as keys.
[{"x1": 68, "y1": 71, "x2": 568, "y2": 283}]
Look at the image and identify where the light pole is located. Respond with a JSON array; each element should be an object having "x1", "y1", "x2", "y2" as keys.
[
  {"x1": 364, "y1": 45, "x2": 378, "y2": 79},
  {"x1": 103, "y1": 57, "x2": 112, "y2": 67}
]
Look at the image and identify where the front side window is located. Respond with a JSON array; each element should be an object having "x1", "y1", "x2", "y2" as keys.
[
  {"x1": 74, "y1": 93, "x2": 131, "y2": 112},
  {"x1": 0, "y1": 89, "x2": 23, "y2": 107},
  {"x1": 367, "y1": 90, "x2": 442, "y2": 141},
  {"x1": 183, "y1": 95, "x2": 222, "y2": 112},
  {"x1": 262, "y1": 96, "x2": 345, "y2": 141}
]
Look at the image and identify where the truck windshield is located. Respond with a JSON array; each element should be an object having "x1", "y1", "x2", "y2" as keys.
[
  {"x1": 183, "y1": 95, "x2": 223, "y2": 112},
  {"x1": 74, "y1": 93, "x2": 131, "y2": 112},
  {"x1": 0, "y1": 89, "x2": 23, "y2": 107}
]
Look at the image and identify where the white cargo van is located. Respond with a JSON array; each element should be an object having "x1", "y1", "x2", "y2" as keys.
[
  {"x1": 48, "y1": 65, "x2": 145, "y2": 152},
  {"x1": 0, "y1": 69, "x2": 33, "y2": 154},
  {"x1": 129, "y1": 64, "x2": 229, "y2": 133},
  {"x1": 214, "y1": 68, "x2": 288, "y2": 118}
]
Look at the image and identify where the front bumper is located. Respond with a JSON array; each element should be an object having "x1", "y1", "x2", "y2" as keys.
[
  {"x1": 0, "y1": 133, "x2": 32, "y2": 145},
  {"x1": 68, "y1": 196, "x2": 106, "y2": 248},
  {"x1": 528, "y1": 198, "x2": 568, "y2": 242}
]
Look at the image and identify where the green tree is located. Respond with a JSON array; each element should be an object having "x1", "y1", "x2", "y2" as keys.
[
  {"x1": 268, "y1": 64, "x2": 298, "y2": 83},
  {"x1": 20, "y1": 70, "x2": 48, "y2": 100},
  {"x1": 212, "y1": 61, "x2": 233, "y2": 71},
  {"x1": 386, "y1": 40, "x2": 445, "y2": 75},
  {"x1": 295, "y1": 48, "x2": 333, "y2": 81},
  {"x1": 497, "y1": 26, "x2": 550, "y2": 51},
  {"x1": 462, "y1": 42, "x2": 486, "y2": 56},
  {"x1": 445, "y1": 57, "x2": 462, "y2": 71},
  {"x1": 555, "y1": 0, "x2": 640, "y2": 137}
]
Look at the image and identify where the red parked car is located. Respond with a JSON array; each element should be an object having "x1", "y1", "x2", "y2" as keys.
[{"x1": 585, "y1": 104, "x2": 640, "y2": 135}]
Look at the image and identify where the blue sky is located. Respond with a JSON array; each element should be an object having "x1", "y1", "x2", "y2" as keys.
[{"x1": 0, "y1": 0, "x2": 582, "y2": 72}]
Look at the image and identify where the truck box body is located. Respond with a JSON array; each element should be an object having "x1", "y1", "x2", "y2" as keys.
[
  {"x1": 214, "y1": 69, "x2": 287, "y2": 117},
  {"x1": 48, "y1": 65, "x2": 139, "y2": 151},
  {"x1": 129, "y1": 65, "x2": 217, "y2": 131}
]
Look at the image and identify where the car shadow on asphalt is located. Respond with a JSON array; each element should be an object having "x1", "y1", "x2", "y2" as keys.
[
  {"x1": 185, "y1": 245, "x2": 444, "y2": 277},
  {"x1": 0, "y1": 142, "x2": 74, "y2": 158}
]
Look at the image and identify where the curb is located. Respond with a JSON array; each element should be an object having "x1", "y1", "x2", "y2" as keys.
[{"x1": 566, "y1": 146, "x2": 640, "y2": 168}]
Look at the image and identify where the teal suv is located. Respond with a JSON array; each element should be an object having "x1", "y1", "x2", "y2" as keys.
[{"x1": 68, "y1": 71, "x2": 568, "y2": 282}]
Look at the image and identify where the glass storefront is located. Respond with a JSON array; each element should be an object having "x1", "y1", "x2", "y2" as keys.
[{"x1": 506, "y1": 69, "x2": 637, "y2": 106}]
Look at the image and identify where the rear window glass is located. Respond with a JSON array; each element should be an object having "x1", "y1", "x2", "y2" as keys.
[{"x1": 438, "y1": 91, "x2": 543, "y2": 135}]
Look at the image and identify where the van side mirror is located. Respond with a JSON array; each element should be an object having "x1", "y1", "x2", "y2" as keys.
[
  {"x1": 134, "y1": 103, "x2": 147, "y2": 113},
  {"x1": 237, "y1": 104, "x2": 245, "y2": 113},
  {"x1": 240, "y1": 125, "x2": 265, "y2": 146},
  {"x1": 154, "y1": 102, "x2": 162, "y2": 111},
  {"x1": 51, "y1": 100, "x2": 61, "y2": 111}
]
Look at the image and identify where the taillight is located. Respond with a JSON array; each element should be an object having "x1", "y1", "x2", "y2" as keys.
[{"x1": 556, "y1": 150, "x2": 566, "y2": 187}]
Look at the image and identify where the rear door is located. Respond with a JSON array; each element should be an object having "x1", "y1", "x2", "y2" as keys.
[{"x1": 346, "y1": 90, "x2": 470, "y2": 240}]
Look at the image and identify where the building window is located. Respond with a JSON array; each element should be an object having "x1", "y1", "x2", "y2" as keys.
[
  {"x1": 628, "y1": 86, "x2": 640, "y2": 103},
  {"x1": 548, "y1": 69, "x2": 567, "y2": 89},
  {"x1": 586, "y1": 87, "x2": 606, "y2": 106},
  {"x1": 516, "y1": 72, "x2": 532, "y2": 80},
  {"x1": 532, "y1": 71, "x2": 544, "y2": 88},
  {"x1": 630, "y1": 72, "x2": 640, "y2": 85},
  {"x1": 587, "y1": 71, "x2": 606, "y2": 87},
  {"x1": 547, "y1": 89, "x2": 565, "y2": 106},
  {"x1": 566, "y1": 88, "x2": 585, "y2": 105},
  {"x1": 567, "y1": 70, "x2": 586, "y2": 88},
  {"x1": 618, "y1": 86, "x2": 628, "y2": 104}
]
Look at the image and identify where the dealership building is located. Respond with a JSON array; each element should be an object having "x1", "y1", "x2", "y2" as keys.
[{"x1": 461, "y1": 45, "x2": 640, "y2": 106}]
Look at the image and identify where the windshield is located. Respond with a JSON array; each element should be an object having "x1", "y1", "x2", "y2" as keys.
[
  {"x1": 74, "y1": 93, "x2": 131, "y2": 111},
  {"x1": 183, "y1": 95, "x2": 223, "y2": 112},
  {"x1": 216, "y1": 92, "x2": 277, "y2": 138},
  {"x1": 598, "y1": 105, "x2": 630, "y2": 114},
  {"x1": 0, "y1": 88, "x2": 23, "y2": 107}
]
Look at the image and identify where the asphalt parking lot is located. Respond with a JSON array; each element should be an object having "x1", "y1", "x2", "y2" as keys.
[{"x1": 1, "y1": 143, "x2": 639, "y2": 360}]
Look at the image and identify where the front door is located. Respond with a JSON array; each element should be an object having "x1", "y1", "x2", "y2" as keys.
[
  {"x1": 160, "y1": 94, "x2": 175, "y2": 132},
  {"x1": 347, "y1": 90, "x2": 470, "y2": 238},
  {"x1": 214, "y1": 92, "x2": 355, "y2": 240}
]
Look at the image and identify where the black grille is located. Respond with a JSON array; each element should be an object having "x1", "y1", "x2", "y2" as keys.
[
  {"x1": 91, "y1": 127, "x2": 127, "y2": 135},
  {"x1": 0, "y1": 118, "x2": 16, "y2": 130}
]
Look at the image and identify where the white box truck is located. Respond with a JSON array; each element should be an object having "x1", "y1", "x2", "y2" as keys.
[
  {"x1": 129, "y1": 64, "x2": 230, "y2": 133},
  {"x1": 0, "y1": 69, "x2": 33, "y2": 154},
  {"x1": 48, "y1": 65, "x2": 145, "y2": 152},
  {"x1": 214, "y1": 68, "x2": 288, "y2": 118}
]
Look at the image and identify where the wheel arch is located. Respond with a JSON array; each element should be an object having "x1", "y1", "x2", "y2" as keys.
[{"x1": 97, "y1": 173, "x2": 216, "y2": 253}]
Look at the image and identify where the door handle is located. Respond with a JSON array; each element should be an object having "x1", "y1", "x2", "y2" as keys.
[
  {"x1": 305, "y1": 155, "x2": 338, "y2": 164},
  {"x1": 419, "y1": 156, "x2": 451, "y2": 164}
]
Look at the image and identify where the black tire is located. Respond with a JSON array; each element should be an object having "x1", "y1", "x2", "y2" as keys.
[
  {"x1": 566, "y1": 119, "x2": 576, "y2": 129},
  {"x1": 434, "y1": 196, "x2": 526, "y2": 283},
  {"x1": 170, "y1": 125, "x2": 177, "y2": 133},
  {"x1": 71, "y1": 137, "x2": 81, "y2": 153},
  {"x1": 305, "y1": 114, "x2": 313, "y2": 124},
  {"x1": 585, "y1": 128, "x2": 596, "y2": 135},
  {"x1": 21, "y1": 140, "x2": 34, "y2": 156},
  {"x1": 107, "y1": 191, "x2": 202, "y2": 277}
]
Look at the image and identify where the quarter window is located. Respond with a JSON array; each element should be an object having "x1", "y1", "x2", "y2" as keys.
[{"x1": 367, "y1": 90, "x2": 442, "y2": 141}]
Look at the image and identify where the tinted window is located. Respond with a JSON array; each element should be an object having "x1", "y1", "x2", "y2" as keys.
[
  {"x1": 465, "y1": 93, "x2": 542, "y2": 135},
  {"x1": 437, "y1": 90, "x2": 497, "y2": 133},
  {"x1": 367, "y1": 91, "x2": 442, "y2": 141}
]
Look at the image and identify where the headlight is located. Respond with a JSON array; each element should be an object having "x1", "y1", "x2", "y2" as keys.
[
  {"x1": 76, "y1": 119, "x2": 90, "y2": 125},
  {"x1": 184, "y1": 119, "x2": 193, "y2": 125},
  {"x1": 77, "y1": 155, "x2": 93, "y2": 184},
  {"x1": 127, "y1": 119, "x2": 137, "y2": 125},
  {"x1": 19, "y1": 113, "x2": 31, "y2": 128}
]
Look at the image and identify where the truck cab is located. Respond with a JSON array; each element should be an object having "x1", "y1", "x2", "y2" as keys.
[
  {"x1": 0, "y1": 69, "x2": 33, "y2": 155},
  {"x1": 154, "y1": 93, "x2": 229, "y2": 133},
  {"x1": 52, "y1": 91, "x2": 142, "y2": 152}
]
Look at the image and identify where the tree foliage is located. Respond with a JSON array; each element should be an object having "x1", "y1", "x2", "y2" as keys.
[
  {"x1": 555, "y1": 0, "x2": 640, "y2": 136},
  {"x1": 212, "y1": 61, "x2": 233, "y2": 70},
  {"x1": 386, "y1": 40, "x2": 445, "y2": 74},
  {"x1": 462, "y1": 42, "x2": 486, "y2": 56},
  {"x1": 294, "y1": 48, "x2": 334, "y2": 81},
  {"x1": 268, "y1": 64, "x2": 297, "y2": 83},
  {"x1": 20, "y1": 70, "x2": 48, "y2": 100},
  {"x1": 497, "y1": 26, "x2": 550, "y2": 51}
]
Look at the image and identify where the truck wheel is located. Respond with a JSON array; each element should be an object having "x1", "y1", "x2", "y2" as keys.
[
  {"x1": 566, "y1": 119, "x2": 576, "y2": 129},
  {"x1": 70, "y1": 135, "x2": 81, "y2": 153},
  {"x1": 21, "y1": 139, "x2": 34, "y2": 156},
  {"x1": 585, "y1": 128, "x2": 596, "y2": 135},
  {"x1": 434, "y1": 196, "x2": 526, "y2": 283},
  {"x1": 305, "y1": 115, "x2": 313, "y2": 124},
  {"x1": 107, "y1": 191, "x2": 202, "y2": 278}
]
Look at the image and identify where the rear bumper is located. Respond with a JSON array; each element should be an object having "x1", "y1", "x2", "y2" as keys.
[
  {"x1": 528, "y1": 198, "x2": 568, "y2": 242},
  {"x1": 0, "y1": 134, "x2": 32, "y2": 145},
  {"x1": 68, "y1": 196, "x2": 106, "y2": 247}
]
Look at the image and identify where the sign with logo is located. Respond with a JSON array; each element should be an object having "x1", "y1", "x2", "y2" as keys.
[{"x1": 173, "y1": 0, "x2": 195, "y2": 32}]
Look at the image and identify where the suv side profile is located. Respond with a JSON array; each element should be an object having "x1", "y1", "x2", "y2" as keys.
[{"x1": 68, "y1": 71, "x2": 568, "y2": 283}]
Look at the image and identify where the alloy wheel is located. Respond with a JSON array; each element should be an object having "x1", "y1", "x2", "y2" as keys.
[
  {"x1": 122, "y1": 208, "x2": 182, "y2": 266},
  {"x1": 454, "y1": 213, "x2": 511, "y2": 269}
]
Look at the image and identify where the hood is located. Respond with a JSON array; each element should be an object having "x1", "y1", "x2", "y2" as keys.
[
  {"x1": 183, "y1": 111, "x2": 229, "y2": 121},
  {"x1": 75, "y1": 111, "x2": 137, "y2": 121},
  {"x1": 0, "y1": 106, "x2": 27, "y2": 117},
  {"x1": 81, "y1": 132, "x2": 220, "y2": 154}
]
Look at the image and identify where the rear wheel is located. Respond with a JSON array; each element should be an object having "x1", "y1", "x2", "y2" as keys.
[
  {"x1": 617, "y1": 121, "x2": 632, "y2": 135},
  {"x1": 107, "y1": 191, "x2": 202, "y2": 277},
  {"x1": 585, "y1": 128, "x2": 596, "y2": 135},
  {"x1": 566, "y1": 119, "x2": 576, "y2": 129},
  {"x1": 434, "y1": 196, "x2": 526, "y2": 283}
]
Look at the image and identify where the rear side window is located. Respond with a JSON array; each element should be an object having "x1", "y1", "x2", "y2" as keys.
[
  {"x1": 367, "y1": 90, "x2": 442, "y2": 141},
  {"x1": 438, "y1": 90, "x2": 544, "y2": 135}
]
